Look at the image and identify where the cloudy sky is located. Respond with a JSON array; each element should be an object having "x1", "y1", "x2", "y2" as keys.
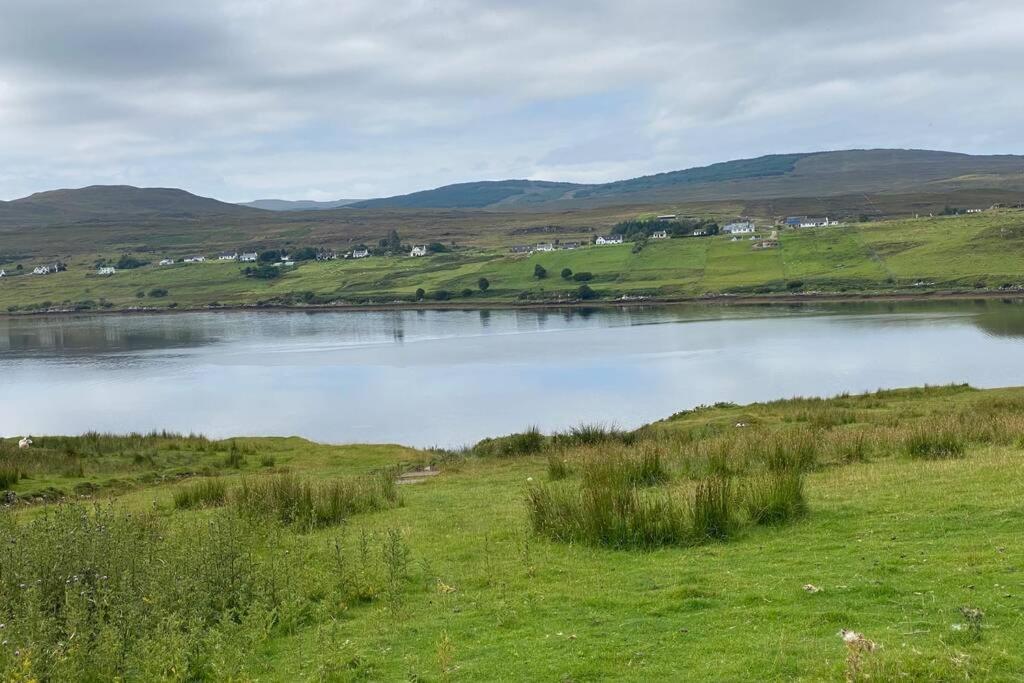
[{"x1": 1, "y1": 0, "x2": 1022, "y2": 202}]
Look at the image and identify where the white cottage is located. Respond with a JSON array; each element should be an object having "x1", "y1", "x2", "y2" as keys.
[{"x1": 410, "y1": 245, "x2": 428, "y2": 257}]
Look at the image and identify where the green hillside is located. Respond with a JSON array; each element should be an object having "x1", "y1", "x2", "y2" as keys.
[
  {"x1": 3, "y1": 209, "x2": 1024, "y2": 313},
  {"x1": 350, "y1": 179, "x2": 583, "y2": 209},
  {"x1": 2, "y1": 385, "x2": 1023, "y2": 679}
]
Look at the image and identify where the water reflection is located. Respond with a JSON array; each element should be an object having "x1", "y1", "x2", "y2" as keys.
[{"x1": 2, "y1": 299, "x2": 1024, "y2": 446}]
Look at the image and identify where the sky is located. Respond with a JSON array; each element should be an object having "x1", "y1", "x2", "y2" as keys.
[{"x1": 1, "y1": 0, "x2": 1023, "y2": 202}]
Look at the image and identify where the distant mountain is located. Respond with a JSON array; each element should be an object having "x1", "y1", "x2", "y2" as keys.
[
  {"x1": 238, "y1": 198, "x2": 363, "y2": 211},
  {"x1": 349, "y1": 180, "x2": 584, "y2": 209},
  {"x1": 0, "y1": 185, "x2": 258, "y2": 228},
  {"x1": 350, "y1": 149, "x2": 1024, "y2": 210}
]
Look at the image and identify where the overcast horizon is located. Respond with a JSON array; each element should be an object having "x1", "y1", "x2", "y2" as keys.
[{"x1": 2, "y1": 0, "x2": 1024, "y2": 203}]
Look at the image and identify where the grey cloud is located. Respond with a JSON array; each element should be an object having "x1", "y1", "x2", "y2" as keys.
[{"x1": 1, "y1": 0, "x2": 1023, "y2": 200}]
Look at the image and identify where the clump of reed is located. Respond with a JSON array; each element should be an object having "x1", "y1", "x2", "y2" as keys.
[
  {"x1": 742, "y1": 469, "x2": 807, "y2": 525},
  {"x1": 173, "y1": 478, "x2": 228, "y2": 509},
  {"x1": 472, "y1": 426, "x2": 545, "y2": 457},
  {"x1": 550, "y1": 423, "x2": 634, "y2": 448},
  {"x1": 0, "y1": 464, "x2": 21, "y2": 489},
  {"x1": 901, "y1": 419, "x2": 966, "y2": 459},
  {"x1": 234, "y1": 470, "x2": 400, "y2": 529}
]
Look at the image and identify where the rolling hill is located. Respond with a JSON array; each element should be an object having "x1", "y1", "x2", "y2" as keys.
[
  {"x1": 350, "y1": 149, "x2": 1024, "y2": 210},
  {"x1": 0, "y1": 185, "x2": 262, "y2": 228}
]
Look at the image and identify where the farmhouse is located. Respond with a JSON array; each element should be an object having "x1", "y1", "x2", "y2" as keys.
[
  {"x1": 786, "y1": 216, "x2": 833, "y2": 228},
  {"x1": 595, "y1": 235, "x2": 624, "y2": 245},
  {"x1": 651, "y1": 230, "x2": 669, "y2": 239},
  {"x1": 656, "y1": 214, "x2": 677, "y2": 221},
  {"x1": 561, "y1": 242, "x2": 581, "y2": 250},
  {"x1": 723, "y1": 221, "x2": 756, "y2": 235},
  {"x1": 240, "y1": 252, "x2": 258, "y2": 262},
  {"x1": 410, "y1": 245, "x2": 428, "y2": 257},
  {"x1": 351, "y1": 248, "x2": 370, "y2": 259},
  {"x1": 509, "y1": 245, "x2": 532, "y2": 254},
  {"x1": 97, "y1": 266, "x2": 116, "y2": 276},
  {"x1": 218, "y1": 252, "x2": 238, "y2": 261},
  {"x1": 159, "y1": 258, "x2": 175, "y2": 266},
  {"x1": 32, "y1": 265, "x2": 53, "y2": 275},
  {"x1": 535, "y1": 243, "x2": 555, "y2": 252},
  {"x1": 183, "y1": 256, "x2": 206, "y2": 263}
]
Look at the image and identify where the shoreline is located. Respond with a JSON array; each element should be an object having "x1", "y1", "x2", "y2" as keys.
[{"x1": 3, "y1": 288, "x2": 1024, "y2": 318}]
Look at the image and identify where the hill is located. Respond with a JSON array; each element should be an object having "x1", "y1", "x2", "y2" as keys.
[
  {"x1": 352, "y1": 149, "x2": 1024, "y2": 210},
  {"x1": 0, "y1": 185, "x2": 261, "y2": 228},
  {"x1": 349, "y1": 179, "x2": 584, "y2": 209},
  {"x1": 238, "y1": 198, "x2": 363, "y2": 211}
]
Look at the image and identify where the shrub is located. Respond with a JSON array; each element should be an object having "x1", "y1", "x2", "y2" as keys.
[
  {"x1": 430, "y1": 290, "x2": 451, "y2": 301},
  {"x1": 173, "y1": 478, "x2": 228, "y2": 509},
  {"x1": 461, "y1": 288, "x2": 474, "y2": 297},
  {"x1": 786, "y1": 280, "x2": 804, "y2": 290},
  {"x1": 560, "y1": 268, "x2": 573, "y2": 280},
  {"x1": 477, "y1": 277, "x2": 490, "y2": 292},
  {"x1": 115, "y1": 254, "x2": 148, "y2": 269},
  {"x1": 572, "y1": 271, "x2": 593, "y2": 282},
  {"x1": 577, "y1": 284, "x2": 599, "y2": 300},
  {"x1": 244, "y1": 265, "x2": 281, "y2": 279},
  {"x1": 415, "y1": 288, "x2": 426, "y2": 300},
  {"x1": 534, "y1": 263, "x2": 547, "y2": 279},
  {"x1": 148, "y1": 288, "x2": 168, "y2": 298}
]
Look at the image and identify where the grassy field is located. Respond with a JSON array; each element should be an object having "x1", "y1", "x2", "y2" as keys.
[
  {"x1": 3, "y1": 209, "x2": 1024, "y2": 312},
  {"x1": 2, "y1": 384, "x2": 1024, "y2": 680}
]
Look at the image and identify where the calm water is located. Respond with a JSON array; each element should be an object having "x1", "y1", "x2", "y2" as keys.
[{"x1": 3, "y1": 300, "x2": 1024, "y2": 447}]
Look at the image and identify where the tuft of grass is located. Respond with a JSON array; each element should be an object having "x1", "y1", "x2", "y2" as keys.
[
  {"x1": 473, "y1": 426, "x2": 545, "y2": 457},
  {"x1": 235, "y1": 471, "x2": 400, "y2": 530},
  {"x1": 743, "y1": 469, "x2": 807, "y2": 526},
  {"x1": 547, "y1": 453, "x2": 570, "y2": 480},
  {"x1": 0, "y1": 464, "x2": 21, "y2": 489},
  {"x1": 903, "y1": 422, "x2": 966, "y2": 459},
  {"x1": 691, "y1": 476, "x2": 736, "y2": 540},
  {"x1": 173, "y1": 478, "x2": 228, "y2": 509}
]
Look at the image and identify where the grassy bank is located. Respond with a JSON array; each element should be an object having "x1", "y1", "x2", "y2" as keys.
[
  {"x1": 3, "y1": 209, "x2": 1024, "y2": 314},
  {"x1": 2, "y1": 385, "x2": 1024, "y2": 679}
]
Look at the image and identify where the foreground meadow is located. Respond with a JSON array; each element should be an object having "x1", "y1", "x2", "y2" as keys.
[{"x1": 2, "y1": 385, "x2": 1024, "y2": 680}]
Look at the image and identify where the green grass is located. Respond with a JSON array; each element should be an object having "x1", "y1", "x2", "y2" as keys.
[
  {"x1": 3, "y1": 385, "x2": 1024, "y2": 678},
  {"x1": 5, "y1": 209, "x2": 1024, "y2": 311}
]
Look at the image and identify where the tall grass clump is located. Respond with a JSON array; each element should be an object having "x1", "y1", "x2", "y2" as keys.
[
  {"x1": 235, "y1": 470, "x2": 400, "y2": 529},
  {"x1": 902, "y1": 420, "x2": 966, "y2": 459},
  {"x1": 472, "y1": 426, "x2": 545, "y2": 457},
  {"x1": 173, "y1": 478, "x2": 228, "y2": 509},
  {"x1": 743, "y1": 469, "x2": 807, "y2": 525},
  {"x1": 579, "y1": 446, "x2": 670, "y2": 488},
  {"x1": 551, "y1": 423, "x2": 633, "y2": 448},
  {"x1": 0, "y1": 464, "x2": 20, "y2": 489},
  {"x1": 547, "y1": 453, "x2": 570, "y2": 480},
  {"x1": 691, "y1": 476, "x2": 736, "y2": 540}
]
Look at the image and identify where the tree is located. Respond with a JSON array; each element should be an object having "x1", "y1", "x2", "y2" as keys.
[
  {"x1": 116, "y1": 254, "x2": 148, "y2": 270},
  {"x1": 560, "y1": 268, "x2": 572, "y2": 280},
  {"x1": 258, "y1": 250, "x2": 281, "y2": 263},
  {"x1": 384, "y1": 230, "x2": 402, "y2": 253},
  {"x1": 428, "y1": 242, "x2": 449, "y2": 253},
  {"x1": 572, "y1": 271, "x2": 593, "y2": 282},
  {"x1": 415, "y1": 288, "x2": 426, "y2": 300},
  {"x1": 577, "y1": 284, "x2": 598, "y2": 300},
  {"x1": 533, "y1": 263, "x2": 547, "y2": 279},
  {"x1": 477, "y1": 277, "x2": 490, "y2": 292},
  {"x1": 244, "y1": 265, "x2": 281, "y2": 279},
  {"x1": 291, "y1": 247, "x2": 317, "y2": 261},
  {"x1": 461, "y1": 288, "x2": 474, "y2": 297}
]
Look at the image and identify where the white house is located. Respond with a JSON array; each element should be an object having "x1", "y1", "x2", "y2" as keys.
[
  {"x1": 410, "y1": 245, "x2": 428, "y2": 257},
  {"x1": 183, "y1": 256, "x2": 206, "y2": 263},
  {"x1": 656, "y1": 214, "x2": 677, "y2": 221},
  {"x1": 159, "y1": 258, "x2": 175, "y2": 266},
  {"x1": 651, "y1": 230, "x2": 669, "y2": 239},
  {"x1": 352, "y1": 248, "x2": 370, "y2": 259},
  {"x1": 97, "y1": 266, "x2": 116, "y2": 276},
  {"x1": 0, "y1": 269, "x2": 6, "y2": 278},
  {"x1": 32, "y1": 265, "x2": 51, "y2": 275},
  {"x1": 535, "y1": 243, "x2": 555, "y2": 252},
  {"x1": 595, "y1": 235, "x2": 624, "y2": 245},
  {"x1": 218, "y1": 252, "x2": 238, "y2": 261},
  {"x1": 723, "y1": 221, "x2": 756, "y2": 235},
  {"x1": 240, "y1": 252, "x2": 258, "y2": 262},
  {"x1": 785, "y1": 216, "x2": 833, "y2": 228}
]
